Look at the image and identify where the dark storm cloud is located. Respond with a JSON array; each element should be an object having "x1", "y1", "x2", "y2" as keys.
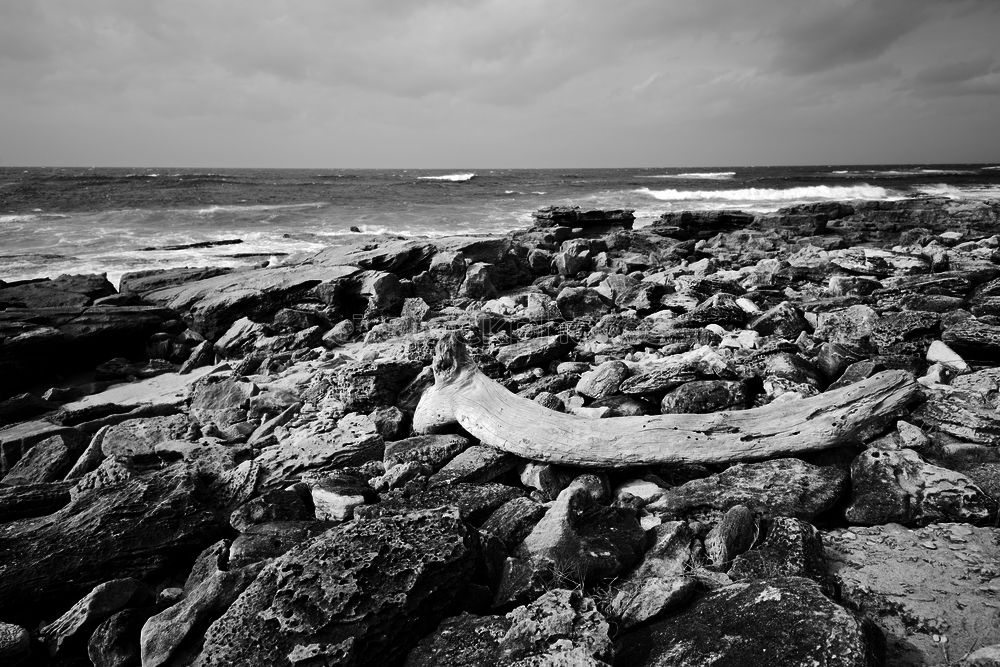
[{"x1": 1, "y1": 0, "x2": 999, "y2": 166}]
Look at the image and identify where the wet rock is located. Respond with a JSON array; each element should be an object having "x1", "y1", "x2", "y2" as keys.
[
  {"x1": 193, "y1": 508, "x2": 478, "y2": 667},
  {"x1": 730, "y1": 516, "x2": 827, "y2": 584},
  {"x1": 660, "y1": 379, "x2": 749, "y2": 414},
  {"x1": 496, "y1": 335, "x2": 573, "y2": 370},
  {"x1": 615, "y1": 577, "x2": 882, "y2": 667},
  {"x1": 576, "y1": 360, "x2": 630, "y2": 399},
  {"x1": 826, "y1": 523, "x2": 1000, "y2": 666},
  {"x1": 429, "y1": 445, "x2": 518, "y2": 486},
  {"x1": 845, "y1": 448, "x2": 994, "y2": 526},
  {"x1": 649, "y1": 458, "x2": 847, "y2": 521}
]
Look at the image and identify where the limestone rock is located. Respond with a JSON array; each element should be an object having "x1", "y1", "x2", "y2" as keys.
[
  {"x1": 615, "y1": 577, "x2": 882, "y2": 667},
  {"x1": 826, "y1": 523, "x2": 1000, "y2": 666},
  {"x1": 649, "y1": 458, "x2": 847, "y2": 521},
  {"x1": 404, "y1": 612, "x2": 511, "y2": 667},
  {"x1": 576, "y1": 360, "x2": 630, "y2": 399},
  {"x1": 384, "y1": 434, "x2": 470, "y2": 471},
  {"x1": 228, "y1": 521, "x2": 330, "y2": 569},
  {"x1": 496, "y1": 335, "x2": 573, "y2": 371},
  {"x1": 40, "y1": 578, "x2": 152, "y2": 656},
  {"x1": 556, "y1": 286, "x2": 613, "y2": 320},
  {"x1": 100, "y1": 414, "x2": 191, "y2": 460},
  {"x1": 814, "y1": 305, "x2": 880, "y2": 348},
  {"x1": 704, "y1": 504, "x2": 757, "y2": 568},
  {"x1": 229, "y1": 488, "x2": 312, "y2": 532},
  {"x1": 660, "y1": 380, "x2": 748, "y2": 414},
  {"x1": 730, "y1": 516, "x2": 827, "y2": 584},
  {"x1": 846, "y1": 448, "x2": 994, "y2": 526},
  {"x1": 88, "y1": 609, "x2": 148, "y2": 667},
  {"x1": 429, "y1": 445, "x2": 518, "y2": 486},
  {"x1": 604, "y1": 576, "x2": 696, "y2": 631},
  {"x1": 480, "y1": 497, "x2": 547, "y2": 552},
  {"x1": 500, "y1": 589, "x2": 613, "y2": 666},
  {"x1": 356, "y1": 483, "x2": 523, "y2": 524},
  {"x1": 310, "y1": 472, "x2": 374, "y2": 521},
  {"x1": 193, "y1": 508, "x2": 478, "y2": 667},
  {"x1": 1, "y1": 432, "x2": 82, "y2": 485}
]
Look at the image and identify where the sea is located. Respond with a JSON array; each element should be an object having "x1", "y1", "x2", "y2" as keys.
[{"x1": 2, "y1": 165, "x2": 1000, "y2": 286}]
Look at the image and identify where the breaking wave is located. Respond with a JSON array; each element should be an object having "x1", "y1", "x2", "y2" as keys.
[
  {"x1": 417, "y1": 173, "x2": 476, "y2": 182},
  {"x1": 635, "y1": 184, "x2": 893, "y2": 202},
  {"x1": 649, "y1": 171, "x2": 736, "y2": 180}
]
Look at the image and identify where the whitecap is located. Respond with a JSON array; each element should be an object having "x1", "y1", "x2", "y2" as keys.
[
  {"x1": 195, "y1": 202, "x2": 327, "y2": 215},
  {"x1": 634, "y1": 184, "x2": 893, "y2": 203},
  {"x1": 416, "y1": 173, "x2": 476, "y2": 182},
  {"x1": 914, "y1": 183, "x2": 1000, "y2": 200},
  {"x1": 649, "y1": 171, "x2": 736, "y2": 180}
]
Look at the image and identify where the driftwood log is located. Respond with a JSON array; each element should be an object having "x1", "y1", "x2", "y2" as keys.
[{"x1": 413, "y1": 333, "x2": 921, "y2": 467}]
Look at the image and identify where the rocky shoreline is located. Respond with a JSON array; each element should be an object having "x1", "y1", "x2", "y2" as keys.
[{"x1": 2, "y1": 196, "x2": 1000, "y2": 666}]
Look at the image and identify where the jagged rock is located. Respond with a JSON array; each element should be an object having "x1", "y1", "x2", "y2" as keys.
[
  {"x1": 845, "y1": 448, "x2": 994, "y2": 526},
  {"x1": 615, "y1": 577, "x2": 882, "y2": 667},
  {"x1": 0, "y1": 464, "x2": 225, "y2": 624},
  {"x1": 39, "y1": 578, "x2": 152, "y2": 656},
  {"x1": 310, "y1": 472, "x2": 374, "y2": 521},
  {"x1": 88, "y1": 609, "x2": 148, "y2": 667},
  {"x1": 481, "y1": 497, "x2": 547, "y2": 552},
  {"x1": 619, "y1": 361, "x2": 699, "y2": 395},
  {"x1": 1, "y1": 432, "x2": 82, "y2": 485},
  {"x1": 575, "y1": 361, "x2": 630, "y2": 399},
  {"x1": 0, "y1": 481, "x2": 72, "y2": 521},
  {"x1": 179, "y1": 339, "x2": 214, "y2": 374},
  {"x1": 750, "y1": 300, "x2": 811, "y2": 339},
  {"x1": 730, "y1": 517, "x2": 827, "y2": 584},
  {"x1": 0, "y1": 622, "x2": 30, "y2": 665},
  {"x1": 459, "y1": 262, "x2": 499, "y2": 299},
  {"x1": 100, "y1": 413, "x2": 191, "y2": 460},
  {"x1": 405, "y1": 612, "x2": 512, "y2": 667},
  {"x1": 826, "y1": 523, "x2": 1000, "y2": 665},
  {"x1": 943, "y1": 318, "x2": 1000, "y2": 362},
  {"x1": 760, "y1": 351, "x2": 824, "y2": 388},
  {"x1": 704, "y1": 504, "x2": 756, "y2": 568},
  {"x1": 828, "y1": 275, "x2": 882, "y2": 297},
  {"x1": 256, "y1": 413, "x2": 383, "y2": 489},
  {"x1": 517, "y1": 462, "x2": 570, "y2": 500},
  {"x1": 815, "y1": 341, "x2": 866, "y2": 382},
  {"x1": 214, "y1": 317, "x2": 266, "y2": 357},
  {"x1": 651, "y1": 210, "x2": 753, "y2": 240},
  {"x1": 926, "y1": 339, "x2": 969, "y2": 373},
  {"x1": 193, "y1": 508, "x2": 478, "y2": 667},
  {"x1": 827, "y1": 359, "x2": 882, "y2": 390},
  {"x1": 497, "y1": 479, "x2": 645, "y2": 603},
  {"x1": 870, "y1": 310, "x2": 941, "y2": 356},
  {"x1": 556, "y1": 286, "x2": 613, "y2": 320},
  {"x1": 495, "y1": 335, "x2": 573, "y2": 370},
  {"x1": 677, "y1": 293, "x2": 747, "y2": 328},
  {"x1": 384, "y1": 434, "x2": 470, "y2": 472},
  {"x1": 322, "y1": 359, "x2": 424, "y2": 413},
  {"x1": 429, "y1": 445, "x2": 517, "y2": 486},
  {"x1": 649, "y1": 458, "x2": 847, "y2": 521},
  {"x1": 814, "y1": 305, "x2": 880, "y2": 348},
  {"x1": 533, "y1": 206, "x2": 635, "y2": 230},
  {"x1": 660, "y1": 380, "x2": 748, "y2": 414},
  {"x1": 228, "y1": 521, "x2": 331, "y2": 569},
  {"x1": 498, "y1": 589, "x2": 613, "y2": 665},
  {"x1": 367, "y1": 405, "x2": 406, "y2": 440},
  {"x1": 230, "y1": 488, "x2": 313, "y2": 532},
  {"x1": 0, "y1": 274, "x2": 115, "y2": 308},
  {"x1": 357, "y1": 483, "x2": 523, "y2": 524},
  {"x1": 604, "y1": 576, "x2": 696, "y2": 631},
  {"x1": 141, "y1": 561, "x2": 264, "y2": 667}
]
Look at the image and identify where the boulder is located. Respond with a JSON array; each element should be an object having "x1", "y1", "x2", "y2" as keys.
[
  {"x1": 575, "y1": 361, "x2": 630, "y2": 399},
  {"x1": 430, "y1": 445, "x2": 518, "y2": 486},
  {"x1": 228, "y1": 521, "x2": 330, "y2": 569},
  {"x1": 942, "y1": 318, "x2": 1000, "y2": 362},
  {"x1": 845, "y1": 448, "x2": 994, "y2": 526},
  {"x1": 495, "y1": 335, "x2": 573, "y2": 371},
  {"x1": 556, "y1": 287, "x2": 613, "y2": 320},
  {"x1": 0, "y1": 622, "x2": 30, "y2": 665},
  {"x1": 498, "y1": 589, "x2": 613, "y2": 665},
  {"x1": 649, "y1": 458, "x2": 847, "y2": 521},
  {"x1": 39, "y1": 578, "x2": 152, "y2": 656},
  {"x1": 1, "y1": 432, "x2": 82, "y2": 485},
  {"x1": 356, "y1": 483, "x2": 523, "y2": 524},
  {"x1": 532, "y1": 206, "x2": 635, "y2": 230},
  {"x1": 730, "y1": 516, "x2": 827, "y2": 584},
  {"x1": 814, "y1": 305, "x2": 880, "y2": 348},
  {"x1": 826, "y1": 523, "x2": 1000, "y2": 665},
  {"x1": 384, "y1": 434, "x2": 471, "y2": 471},
  {"x1": 660, "y1": 380, "x2": 748, "y2": 414},
  {"x1": 404, "y1": 612, "x2": 511, "y2": 667},
  {"x1": 100, "y1": 414, "x2": 191, "y2": 460},
  {"x1": 480, "y1": 497, "x2": 547, "y2": 552},
  {"x1": 193, "y1": 508, "x2": 478, "y2": 666},
  {"x1": 750, "y1": 300, "x2": 811, "y2": 339},
  {"x1": 88, "y1": 609, "x2": 148, "y2": 667},
  {"x1": 615, "y1": 577, "x2": 882, "y2": 667},
  {"x1": 603, "y1": 575, "x2": 696, "y2": 631},
  {"x1": 704, "y1": 504, "x2": 757, "y2": 568},
  {"x1": 229, "y1": 488, "x2": 313, "y2": 532}
]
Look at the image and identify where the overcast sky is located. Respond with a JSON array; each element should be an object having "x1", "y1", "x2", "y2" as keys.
[{"x1": 2, "y1": 0, "x2": 998, "y2": 168}]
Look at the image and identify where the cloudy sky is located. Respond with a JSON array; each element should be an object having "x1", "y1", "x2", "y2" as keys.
[{"x1": 1, "y1": 0, "x2": 998, "y2": 168}]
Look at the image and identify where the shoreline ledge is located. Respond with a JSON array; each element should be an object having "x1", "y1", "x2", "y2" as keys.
[{"x1": 1, "y1": 195, "x2": 1000, "y2": 665}]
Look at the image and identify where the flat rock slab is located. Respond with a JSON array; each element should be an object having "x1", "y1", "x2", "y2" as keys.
[
  {"x1": 825, "y1": 523, "x2": 1000, "y2": 666},
  {"x1": 59, "y1": 367, "x2": 214, "y2": 418},
  {"x1": 0, "y1": 420, "x2": 75, "y2": 474}
]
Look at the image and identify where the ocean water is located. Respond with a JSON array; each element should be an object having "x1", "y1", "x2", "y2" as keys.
[{"x1": 2, "y1": 165, "x2": 999, "y2": 286}]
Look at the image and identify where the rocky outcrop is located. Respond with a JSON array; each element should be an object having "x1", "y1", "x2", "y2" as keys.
[{"x1": 193, "y1": 508, "x2": 478, "y2": 666}]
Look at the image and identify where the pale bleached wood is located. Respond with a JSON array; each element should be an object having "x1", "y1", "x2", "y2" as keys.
[{"x1": 413, "y1": 333, "x2": 921, "y2": 468}]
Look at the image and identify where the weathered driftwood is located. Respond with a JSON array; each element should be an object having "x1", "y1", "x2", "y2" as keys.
[{"x1": 413, "y1": 334, "x2": 921, "y2": 468}]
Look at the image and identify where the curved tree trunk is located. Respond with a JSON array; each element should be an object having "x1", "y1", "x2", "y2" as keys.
[{"x1": 414, "y1": 333, "x2": 921, "y2": 468}]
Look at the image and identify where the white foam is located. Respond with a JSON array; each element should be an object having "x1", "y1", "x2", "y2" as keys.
[
  {"x1": 915, "y1": 183, "x2": 1000, "y2": 200},
  {"x1": 194, "y1": 202, "x2": 327, "y2": 215},
  {"x1": 649, "y1": 171, "x2": 736, "y2": 180},
  {"x1": 416, "y1": 173, "x2": 476, "y2": 182},
  {"x1": 635, "y1": 184, "x2": 893, "y2": 203}
]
